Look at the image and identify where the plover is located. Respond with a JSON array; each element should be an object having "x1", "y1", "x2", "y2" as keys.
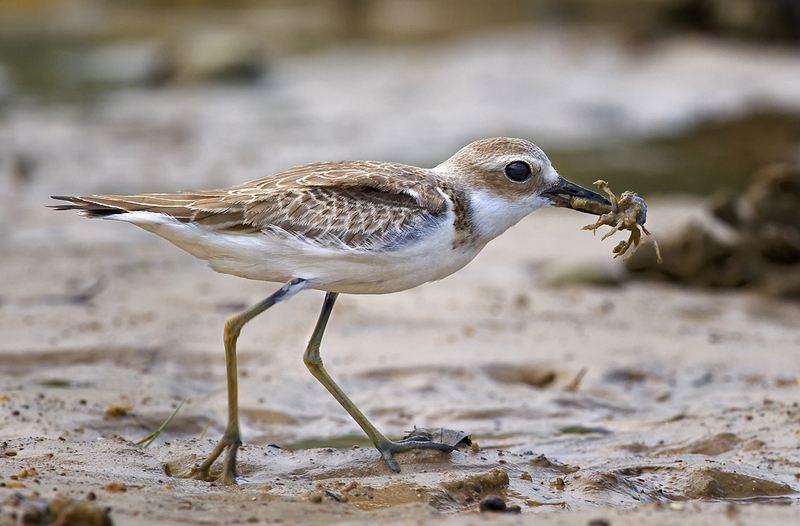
[{"x1": 52, "y1": 137, "x2": 610, "y2": 483}]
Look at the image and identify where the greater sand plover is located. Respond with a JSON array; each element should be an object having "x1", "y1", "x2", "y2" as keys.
[{"x1": 52, "y1": 137, "x2": 611, "y2": 482}]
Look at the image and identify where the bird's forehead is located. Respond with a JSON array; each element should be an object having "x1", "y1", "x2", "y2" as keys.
[{"x1": 452, "y1": 137, "x2": 549, "y2": 168}]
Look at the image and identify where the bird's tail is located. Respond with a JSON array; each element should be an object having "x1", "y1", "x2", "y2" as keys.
[{"x1": 49, "y1": 196, "x2": 127, "y2": 218}]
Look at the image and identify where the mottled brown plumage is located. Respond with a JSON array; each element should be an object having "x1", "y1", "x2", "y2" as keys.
[{"x1": 52, "y1": 161, "x2": 451, "y2": 250}]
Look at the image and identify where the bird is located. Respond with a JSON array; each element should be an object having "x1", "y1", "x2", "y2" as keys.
[{"x1": 51, "y1": 137, "x2": 610, "y2": 483}]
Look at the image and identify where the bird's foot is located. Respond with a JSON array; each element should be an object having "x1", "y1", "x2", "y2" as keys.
[
  {"x1": 190, "y1": 433, "x2": 241, "y2": 485},
  {"x1": 375, "y1": 428, "x2": 468, "y2": 472}
]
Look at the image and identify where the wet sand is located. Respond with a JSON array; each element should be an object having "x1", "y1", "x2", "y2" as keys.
[
  {"x1": 2, "y1": 26, "x2": 800, "y2": 525},
  {"x1": 2, "y1": 197, "x2": 800, "y2": 524}
]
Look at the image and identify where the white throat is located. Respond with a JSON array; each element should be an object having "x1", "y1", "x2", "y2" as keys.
[{"x1": 468, "y1": 189, "x2": 551, "y2": 241}]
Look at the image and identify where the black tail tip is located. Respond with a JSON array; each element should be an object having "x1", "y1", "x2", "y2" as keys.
[
  {"x1": 49, "y1": 195, "x2": 84, "y2": 211},
  {"x1": 48, "y1": 196, "x2": 124, "y2": 217}
]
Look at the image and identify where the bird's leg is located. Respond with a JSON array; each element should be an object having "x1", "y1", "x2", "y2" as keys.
[
  {"x1": 191, "y1": 278, "x2": 307, "y2": 484},
  {"x1": 303, "y1": 293, "x2": 456, "y2": 473}
]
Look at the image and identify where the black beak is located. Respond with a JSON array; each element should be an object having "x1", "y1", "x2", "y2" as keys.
[{"x1": 542, "y1": 177, "x2": 611, "y2": 215}]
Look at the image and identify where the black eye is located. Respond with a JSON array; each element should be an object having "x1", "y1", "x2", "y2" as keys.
[{"x1": 504, "y1": 161, "x2": 532, "y2": 182}]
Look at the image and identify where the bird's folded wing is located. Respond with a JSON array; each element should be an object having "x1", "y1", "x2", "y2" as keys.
[{"x1": 52, "y1": 161, "x2": 450, "y2": 249}]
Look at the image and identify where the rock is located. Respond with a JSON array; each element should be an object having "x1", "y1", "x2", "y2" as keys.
[{"x1": 626, "y1": 162, "x2": 800, "y2": 298}]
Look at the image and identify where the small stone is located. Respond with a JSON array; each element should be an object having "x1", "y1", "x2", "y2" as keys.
[
  {"x1": 105, "y1": 401, "x2": 132, "y2": 417},
  {"x1": 103, "y1": 482, "x2": 127, "y2": 493},
  {"x1": 479, "y1": 494, "x2": 507, "y2": 512},
  {"x1": 478, "y1": 494, "x2": 520, "y2": 513}
]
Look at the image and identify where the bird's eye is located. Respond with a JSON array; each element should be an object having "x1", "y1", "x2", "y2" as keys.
[{"x1": 504, "y1": 161, "x2": 532, "y2": 182}]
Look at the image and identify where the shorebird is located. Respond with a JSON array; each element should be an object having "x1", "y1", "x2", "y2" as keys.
[{"x1": 52, "y1": 137, "x2": 610, "y2": 483}]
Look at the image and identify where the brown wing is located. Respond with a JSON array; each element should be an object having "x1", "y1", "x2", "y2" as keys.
[{"x1": 51, "y1": 161, "x2": 450, "y2": 249}]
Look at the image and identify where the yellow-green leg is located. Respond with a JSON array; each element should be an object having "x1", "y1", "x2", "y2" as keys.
[
  {"x1": 303, "y1": 292, "x2": 456, "y2": 473},
  {"x1": 191, "y1": 278, "x2": 307, "y2": 484}
]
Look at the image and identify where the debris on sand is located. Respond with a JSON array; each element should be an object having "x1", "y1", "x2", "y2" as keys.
[
  {"x1": 12, "y1": 493, "x2": 113, "y2": 526},
  {"x1": 626, "y1": 163, "x2": 800, "y2": 298}
]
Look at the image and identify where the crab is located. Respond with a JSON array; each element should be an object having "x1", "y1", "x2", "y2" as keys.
[{"x1": 572, "y1": 180, "x2": 662, "y2": 264}]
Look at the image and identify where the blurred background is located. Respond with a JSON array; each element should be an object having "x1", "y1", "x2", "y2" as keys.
[
  {"x1": 3, "y1": 4, "x2": 800, "y2": 516},
  {"x1": 1, "y1": 0, "x2": 800, "y2": 290}
]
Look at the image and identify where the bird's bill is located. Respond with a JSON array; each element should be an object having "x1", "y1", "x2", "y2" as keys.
[{"x1": 542, "y1": 177, "x2": 611, "y2": 215}]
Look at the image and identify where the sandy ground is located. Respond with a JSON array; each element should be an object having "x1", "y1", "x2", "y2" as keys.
[
  {"x1": 1, "y1": 26, "x2": 800, "y2": 526},
  {"x1": 2, "y1": 195, "x2": 800, "y2": 525}
]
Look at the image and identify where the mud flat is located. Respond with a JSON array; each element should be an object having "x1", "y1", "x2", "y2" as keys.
[
  {"x1": 2, "y1": 197, "x2": 800, "y2": 524},
  {"x1": 2, "y1": 26, "x2": 800, "y2": 526}
]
